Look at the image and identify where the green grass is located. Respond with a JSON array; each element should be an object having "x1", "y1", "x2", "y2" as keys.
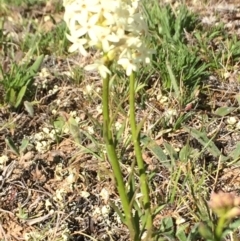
[
  {"x1": 0, "y1": 55, "x2": 44, "y2": 108},
  {"x1": 20, "y1": 21, "x2": 69, "y2": 56},
  {"x1": 1, "y1": 0, "x2": 240, "y2": 240}
]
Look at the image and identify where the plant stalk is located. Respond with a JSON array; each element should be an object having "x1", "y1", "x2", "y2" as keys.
[
  {"x1": 129, "y1": 72, "x2": 153, "y2": 235},
  {"x1": 102, "y1": 75, "x2": 137, "y2": 240},
  {"x1": 215, "y1": 216, "x2": 226, "y2": 241}
]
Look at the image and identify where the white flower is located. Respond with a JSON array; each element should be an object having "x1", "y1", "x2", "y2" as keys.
[
  {"x1": 131, "y1": 0, "x2": 140, "y2": 11},
  {"x1": 63, "y1": 0, "x2": 76, "y2": 7},
  {"x1": 85, "y1": 61, "x2": 111, "y2": 78},
  {"x1": 64, "y1": 0, "x2": 153, "y2": 76},
  {"x1": 89, "y1": 26, "x2": 120, "y2": 53},
  {"x1": 100, "y1": 0, "x2": 120, "y2": 18},
  {"x1": 118, "y1": 55, "x2": 138, "y2": 76},
  {"x1": 72, "y1": 14, "x2": 100, "y2": 41},
  {"x1": 66, "y1": 34, "x2": 88, "y2": 56},
  {"x1": 64, "y1": 0, "x2": 100, "y2": 25},
  {"x1": 127, "y1": 13, "x2": 148, "y2": 34},
  {"x1": 103, "y1": 4, "x2": 129, "y2": 27},
  {"x1": 124, "y1": 36, "x2": 142, "y2": 48}
]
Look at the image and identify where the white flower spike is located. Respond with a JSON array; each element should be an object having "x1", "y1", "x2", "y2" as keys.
[{"x1": 63, "y1": 0, "x2": 153, "y2": 76}]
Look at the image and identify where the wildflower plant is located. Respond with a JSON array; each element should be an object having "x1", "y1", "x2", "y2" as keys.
[
  {"x1": 63, "y1": 0, "x2": 153, "y2": 240},
  {"x1": 199, "y1": 192, "x2": 240, "y2": 241}
]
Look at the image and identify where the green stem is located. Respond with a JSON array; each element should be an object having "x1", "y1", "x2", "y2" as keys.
[
  {"x1": 129, "y1": 72, "x2": 153, "y2": 235},
  {"x1": 215, "y1": 216, "x2": 227, "y2": 241},
  {"x1": 102, "y1": 75, "x2": 136, "y2": 240}
]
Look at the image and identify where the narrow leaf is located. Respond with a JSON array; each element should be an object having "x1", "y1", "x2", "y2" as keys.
[
  {"x1": 67, "y1": 116, "x2": 82, "y2": 144},
  {"x1": 229, "y1": 219, "x2": 240, "y2": 230},
  {"x1": 140, "y1": 135, "x2": 170, "y2": 169},
  {"x1": 28, "y1": 55, "x2": 44, "y2": 73},
  {"x1": 184, "y1": 126, "x2": 228, "y2": 161},
  {"x1": 198, "y1": 223, "x2": 213, "y2": 240},
  {"x1": 234, "y1": 94, "x2": 240, "y2": 106},
  {"x1": 15, "y1": 85, "x2": 27, "y2": 108},
  {"x1": 163, "y1": 142, "x2": 178, "y2": 162},
  {"x1": 229, "y1": 142, "x2": 240, "y2": 160},
  {"x1": 53, "y1": 116, "x2": 65, "y2": 131},
  {"x1": 109, "y1": 201, "x2": 125, "y2": 224},
  {"x1": 24, "y1": 101, "x2": 34, "y2": 117},
  {"x1": 9, "y1": 88, "x2": 16, "y2": 106},
  {"x1": 166, "y1": 60, "x2": 180, "y2": 96},
  {"x1": 5, "y1": 137, "x2": 20, "y2": 156},
  {"x1": 19, "y1": 138, "x2": 29, "y2": 154},
  {"x1": 179, "y1": 144, "x2": 191, "y2": 162},
  {"x1": 214, "y1": 107, "x2": 235, "y2": 116}
]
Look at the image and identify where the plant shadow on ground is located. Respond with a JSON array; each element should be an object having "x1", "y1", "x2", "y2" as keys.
[{"x1": 1, "y1": 0, "x2": 240, "y2": 240}]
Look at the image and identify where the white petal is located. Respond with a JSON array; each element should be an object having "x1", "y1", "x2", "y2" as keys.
[
  {"x1": 89, "y1": 14, "x2": 99, "y2": 26},
  {"x1": 99, "y1": 65, "x2": 111, "y2": 78},
  {"x1": 74, "y1": 28, "x2": 88, "y2": 38},
  {"x1": 107, "y1": 34, "x2": 120, "y2": 43},
  {"x1": 68, "y1": 43, "x2": 78, "y2": 53},
  {"x1": 84, "y1": 63, "x2": 98, "y2": 72},
  {"x1": 66, "y1": 34, "x2": 88, "y2": 55}
]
